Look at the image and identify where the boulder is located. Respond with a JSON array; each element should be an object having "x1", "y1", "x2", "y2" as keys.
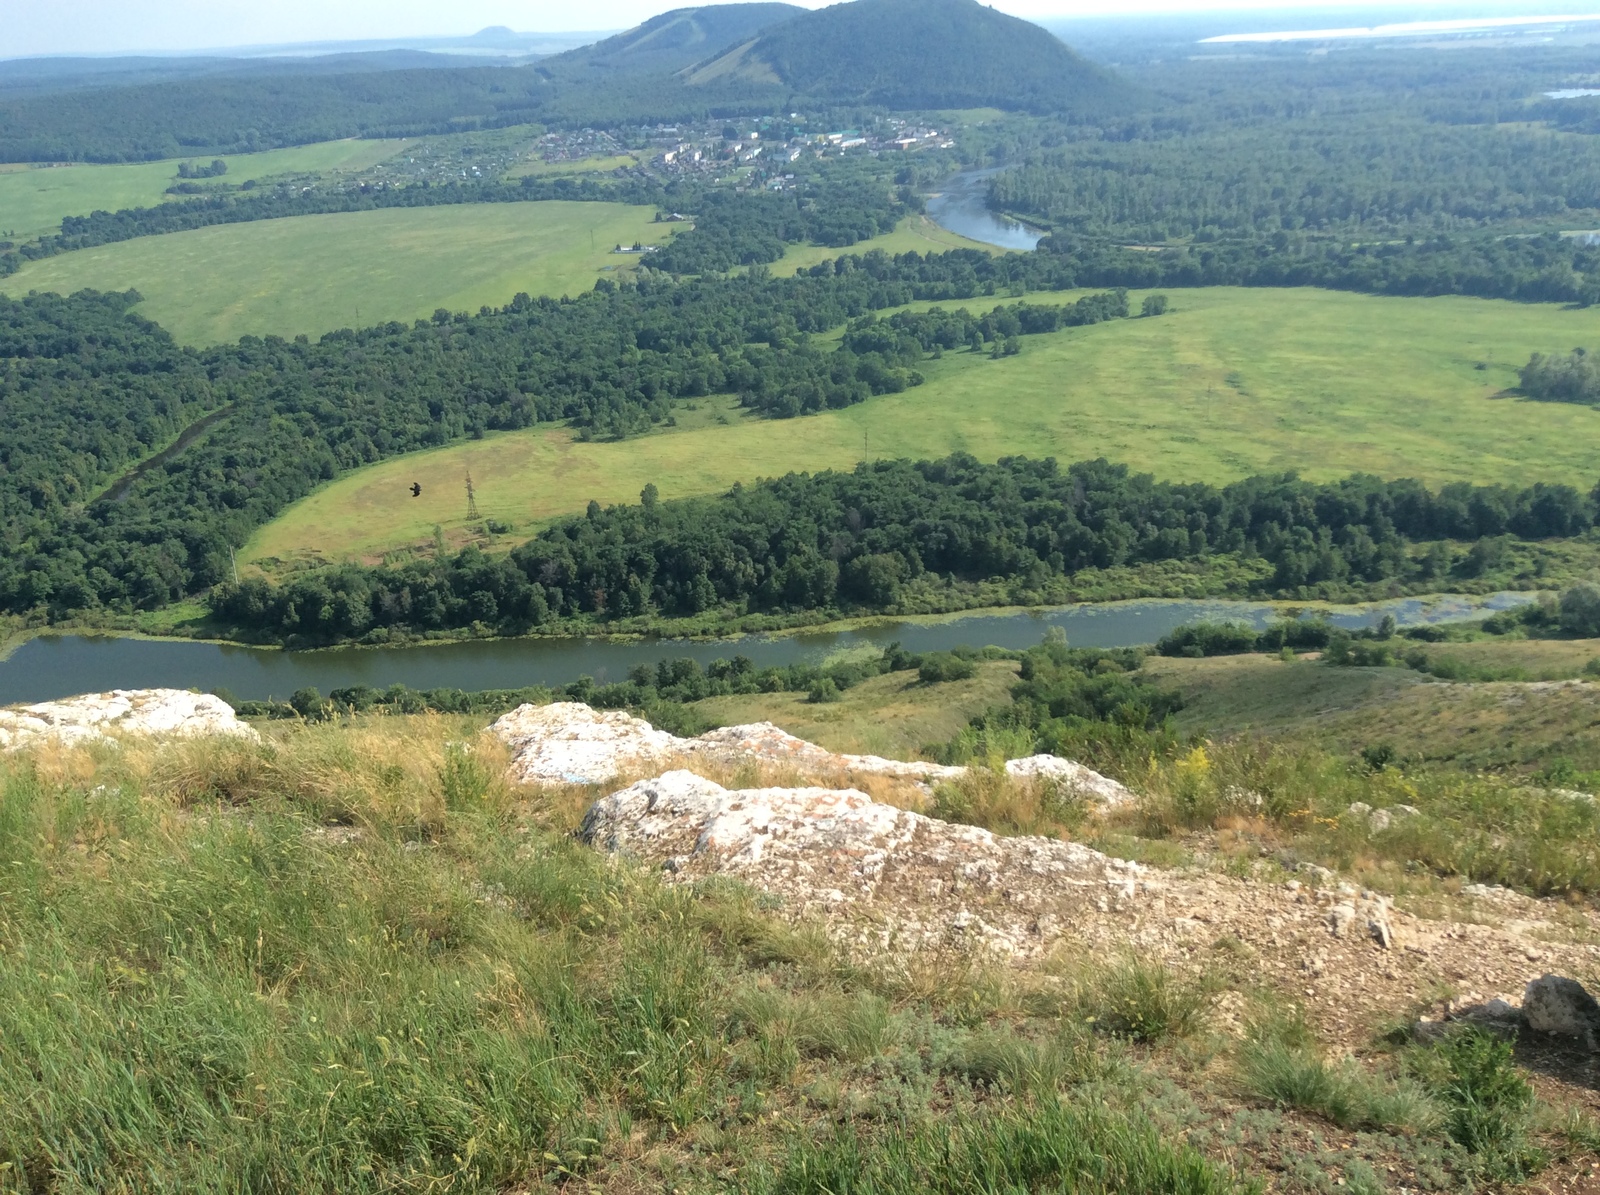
[
  {"x1": 1523, "y1": 974, "x2": 1600, "y2": 1044},
  {"x1": 1004, "y1": 755, "x2": 1136, "y2": 807},
  {"x1": 580, "y1": 769, "x2": 1150, "y2": 957},
  {"x1": 694, "y1": 722, "x2": 965, "y2": 782},
  {"x1": 0, "y1": 689, "x2": 258, "y2": 750},
  {"x1": 492, "y1": 702, "x2": 682, "y2": 785}
]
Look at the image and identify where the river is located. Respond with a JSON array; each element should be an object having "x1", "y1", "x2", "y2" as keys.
[
  {"x1": 0, "y1": 593, "x2": 1533, "y2": 705},
  {"x1": 925, "y1": 168, "x2": 1046, "y2": 251}
]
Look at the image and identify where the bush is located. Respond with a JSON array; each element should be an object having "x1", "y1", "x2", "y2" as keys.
[
  {"x1": 1560, "y1": 580, "x2": 1600, "y2": 637},
  {"x1": 918, "y1": 652, "x2": 977, "y2": 683},
  {"x1": 1156, "y1": 621, "x2": 1259, "y2": 658}
]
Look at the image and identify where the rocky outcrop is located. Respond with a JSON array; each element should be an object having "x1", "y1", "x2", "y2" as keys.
[
  {"x1": 491, "y1": 701, "x2": 1135, "y2": 806},
  {"x1": 0, "y1": 689, "x2": 258, "y2": 749},
  {"x1": 580, "y1": 769, "x2": 1149, "y2": 957},
  {"x1": 493, "y1": 702, "x2": 684, "y2": 785}
]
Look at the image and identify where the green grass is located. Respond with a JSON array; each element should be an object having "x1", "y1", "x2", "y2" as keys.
[
  {"x1": 1142, "y1": 641, "x2": 1600, "y2": 774},
  {"x1": 690, "y1": 660, "x2": 1019, "y2": 760},
  {"x1": 0, "y1": 201, "x2": 675, "y2": 345},
  {"x1": 243, "y1": 286, "x2": 1600, "y2": 567},
  {"x1": 0, "y1": 140, "x2": 400, "y2": 241},
  {"x1": 507, "y1": 153, "x2": 641, "y2": 178},
  {"x1": 0, "y1": 719, "x2": 1267, "y2": 1193},
  {"x1": 768, "y1": 214, "x2": 998, "y2": 275}
]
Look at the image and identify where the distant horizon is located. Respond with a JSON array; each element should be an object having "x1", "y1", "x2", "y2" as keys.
[{"x1": 7, "y1": 0, "x2": 1600, "y2": 60}]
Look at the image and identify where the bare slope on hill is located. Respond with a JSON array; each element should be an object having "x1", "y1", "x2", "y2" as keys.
[
  {"x1": 537, "y1": 4, "x2": 805, "y2": 78},
  {"x1": 684, "y1": 0, "x2": 1131, "y2": 113}
]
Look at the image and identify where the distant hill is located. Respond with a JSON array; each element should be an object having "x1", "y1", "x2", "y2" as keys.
[
  {"x1": 683, "y1": 0, "x2": 1129, "y2": 113},
  {"x1": 539, "y1": 5, "x2": 805, "y2": 78}
]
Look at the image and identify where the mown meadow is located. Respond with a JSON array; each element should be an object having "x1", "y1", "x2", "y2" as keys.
[
  {"x1": 243, "y1": 286, "x2": 1600, "y2": 567},
  {"x1": 0, "y1": 201, "x2": 679, "y2": 345},
  {"x1": 0, "y1": 139, "x2": 401, "y2": 241}
]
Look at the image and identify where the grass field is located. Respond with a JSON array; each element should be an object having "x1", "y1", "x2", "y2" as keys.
[
  {"x1": 1144, "y1": 644, "x2": 1600, "y2": 773},
  {"x1": 243, "y1": 286, "x2": 1600, "y2": 567},
  {"x1": 693, "y1": 659, "x2": 1020, "y2": 758},
  {"x1": 1, "y1": 201, "x2": 676, "y2": 344},
  {"x1": 768, "y1": 214, "x2": 997, "y2": 275},
  {"x1": 506, "y1": 153, "x2": 641, "y2": 178},
  {"x1": 0, "y1": 140, "x2": 400, "y2": 241}
]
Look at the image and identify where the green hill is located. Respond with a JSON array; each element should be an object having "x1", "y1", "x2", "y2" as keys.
[{"x1": 683, "y1": 0, "x2": 1129, "y2": 113}]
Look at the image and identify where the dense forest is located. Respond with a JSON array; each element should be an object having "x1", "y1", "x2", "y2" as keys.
[
  {"x1": 989, "y1": 124, "x2": 1600, "y2": 242},
  {"x1": 0, "y1": 268, "x2": 1134, "y2": 617},
  {"x1": 208, "y1": 455, "x2": 1600, "y2": 646},
  {"x1": 10, "y1": 214, "x2": 1600, "y2": 622}
]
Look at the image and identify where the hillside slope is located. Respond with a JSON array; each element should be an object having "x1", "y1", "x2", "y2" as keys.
[
  {"x1": 539, "y1": 4, "x2": 805, "y2": 77},
  {"x1": 684, "y1": 0, "x2": 1129, "y2": 113}
]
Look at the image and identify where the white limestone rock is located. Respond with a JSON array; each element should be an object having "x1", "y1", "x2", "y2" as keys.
[
  {"x1": 580, "y1": 770, "x2": 1150, "y2": 957},
  {"x1": 493, "y1": 702, "x2": 1139, "y2": 807},
  {"x1": 1004, "y1": 755, "x2": 1137, "y2": 807},
  {"x1": 695, "y1": 721, "x2": 966, "y2": 781},
  {"x1": 0, "y1": 689, "x2": 258, "y2": 750},
  {"x1": 491, "y1": 702, "x2": 683, "y2": 785}
]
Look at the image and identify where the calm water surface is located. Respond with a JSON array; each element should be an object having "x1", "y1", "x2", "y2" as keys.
[
  {"x1": 925, "y1": 169, "x2": 1045, "y2": 251},
  {"x1": 0, "y1": 594, "x2": 1532, "y2": 704}
]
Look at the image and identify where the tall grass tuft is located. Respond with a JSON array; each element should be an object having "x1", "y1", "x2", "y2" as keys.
[{"x1": 747, "y1": 1100, "x2": 1241, "y2": 1195}]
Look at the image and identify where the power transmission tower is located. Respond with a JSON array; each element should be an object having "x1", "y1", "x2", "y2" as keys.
[{"x1": 465, "y1": 471, "x2": 480, "y2": 520}]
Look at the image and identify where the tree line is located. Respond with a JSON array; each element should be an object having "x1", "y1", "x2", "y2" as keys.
[
  {"x1": 207, "y1": 454, "x2": 1600, "y2": 646},
  {"x1": 1, "y1": 159, "x2": 920, "y2": 284},
  {"x1": 2, "y1": 228, "x2": 1593, "y2": 621},
  {"x1": 0, "y1": 263, "x2": 1131, "y2": 617}
]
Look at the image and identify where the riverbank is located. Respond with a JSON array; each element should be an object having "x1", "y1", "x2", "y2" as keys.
[{"x1": 0, "y1": 591, "x2": 1538, "y2": 706}]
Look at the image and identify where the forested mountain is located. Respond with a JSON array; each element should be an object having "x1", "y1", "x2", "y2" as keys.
[
  {"x1": 0, "y1": 0, "x2": 1127, "y2": 161},
  {"x1": 684, "y1": 0, "x2": 1129, "y2": 113},
  {"x1": 538, "y1": 5, "x2": 804, "y2": 79}
]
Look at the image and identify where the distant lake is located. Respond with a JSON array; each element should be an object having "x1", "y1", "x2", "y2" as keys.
[
  {"x1": 925, "y1": 169, "x2": 1045, "y2": 251},
  {"x1": 1546, "y1": 89, "x2": 1600, "y2": 99},
  {"x1": 0, "y1": 593, "x2": 1534, "y2": 706}
]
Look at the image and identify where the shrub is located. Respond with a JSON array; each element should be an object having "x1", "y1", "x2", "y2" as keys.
[
  {"x1": 1156, "y1": 621, "x2": 1259, "y2": 658},
  {"x1": 1560, "y1": 580, "x2": 1600, "y2": 637},
  {"x1": 917, "y1": 652, "x2": 977, "y2": 683}
]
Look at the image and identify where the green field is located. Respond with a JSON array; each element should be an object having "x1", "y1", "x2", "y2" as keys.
[
  {"x1": 1, "y1": 201, "x2": 676, "y2": 344},
  {"x1": 0, "y1": 140, "x2": 400, "y2": 241},
  {"x1": 243, "y1": 286, "x2": 1600, "y2": 568},
  {"x1": 768, "y1": 214, "x2": 996, "y2": 274}
]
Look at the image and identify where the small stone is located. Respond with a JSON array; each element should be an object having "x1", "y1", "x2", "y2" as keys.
[{"x1": 1327, "y1": 903, "x2": 1358, "y2": 937}]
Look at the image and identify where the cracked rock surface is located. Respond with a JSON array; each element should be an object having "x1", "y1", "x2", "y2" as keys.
[
  {"x1": 492, "y1": 702, "x2": 1134, "y2": 806},
  {"x1": 581, "y1": 770, "x2": 1147, "y2": 958},
  {"x1": 0, "y1": 689, "x2": 258, "y2": 749}
]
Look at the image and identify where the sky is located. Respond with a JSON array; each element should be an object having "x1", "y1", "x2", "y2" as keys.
[{"x1": 1, "y1": 0, "x2": 1589, "y2": 58}]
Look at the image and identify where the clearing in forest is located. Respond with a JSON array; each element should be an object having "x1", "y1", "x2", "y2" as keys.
[
  {"x1": 240, "y1": 286, "x2": 1600, "y2": 568},
  {"x1": 0, "y1": 200, "x2": 677, "y2": 344}
]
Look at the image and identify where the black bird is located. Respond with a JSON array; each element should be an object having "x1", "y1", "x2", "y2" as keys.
[{"x1": 410, "y1": 483, "x2": 422, "y2": 497}]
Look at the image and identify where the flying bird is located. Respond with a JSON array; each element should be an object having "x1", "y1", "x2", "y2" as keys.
[{"x1": 410, "y1": 483, "x2": 422, "y2": 497}]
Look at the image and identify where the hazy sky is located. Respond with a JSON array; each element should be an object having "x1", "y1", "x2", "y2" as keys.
[{"x1": 0, "y1": 0, "x2": 1581, "y2": 58}]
